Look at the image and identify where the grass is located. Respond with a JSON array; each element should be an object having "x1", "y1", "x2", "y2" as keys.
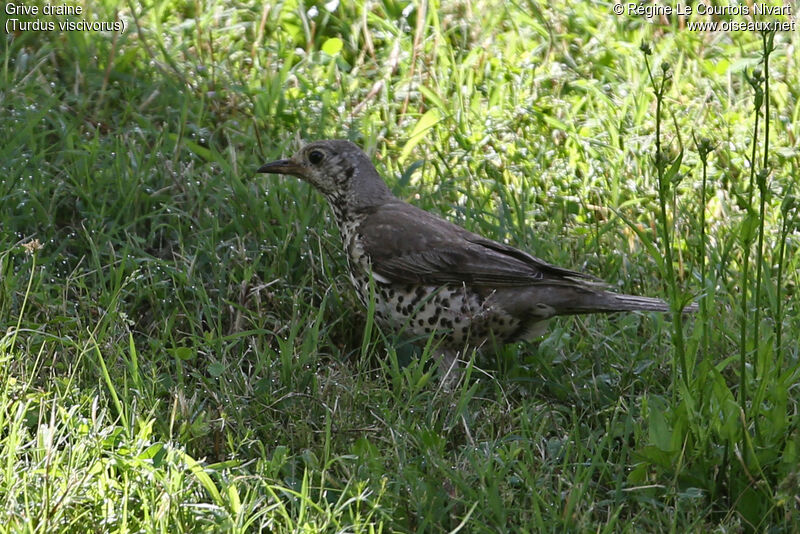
[{"x1": 1, "y1": 0, "x2": 799, "y2": 531}]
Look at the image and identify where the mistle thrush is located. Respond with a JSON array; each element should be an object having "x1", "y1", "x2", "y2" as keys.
[{"x1": 258, "y1": 140, "x2": 696, "y2": 375}]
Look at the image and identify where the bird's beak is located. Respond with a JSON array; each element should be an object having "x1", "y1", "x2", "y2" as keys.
[{"x1": 257, "y1": 158, "x2": 302, "y2": 175}]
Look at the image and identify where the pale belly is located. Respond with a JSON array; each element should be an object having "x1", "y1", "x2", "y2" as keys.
[{"x1": 347, "y1": 267, "x2": 531, "y2": 348}]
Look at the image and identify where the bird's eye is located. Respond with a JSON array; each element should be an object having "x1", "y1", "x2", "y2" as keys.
[{"x1": 308, "y1": 150, "x2": 325, "y2": 165}]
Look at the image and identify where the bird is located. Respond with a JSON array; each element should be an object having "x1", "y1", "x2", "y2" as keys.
[{"x1": 257, "y1": 140, "x2": 696, "y2": 379}]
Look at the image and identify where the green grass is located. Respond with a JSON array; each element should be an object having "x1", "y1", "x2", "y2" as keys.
[{"x1": 2, "y1": 0, "x2": 799, "y2": 531}]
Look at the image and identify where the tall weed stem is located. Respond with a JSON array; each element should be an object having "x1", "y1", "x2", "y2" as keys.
[{"x1": 642, "y1": 45, "x2": 688, "y2": 387}]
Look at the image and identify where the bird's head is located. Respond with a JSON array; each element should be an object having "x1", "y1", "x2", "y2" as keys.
[{"x1": 257, "y1": 140, "x2": 393, "y2": 211}]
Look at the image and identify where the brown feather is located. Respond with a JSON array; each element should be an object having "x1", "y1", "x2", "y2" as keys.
[{"x1": 358, "y1": 200, "x2": 598, "y2": 287}]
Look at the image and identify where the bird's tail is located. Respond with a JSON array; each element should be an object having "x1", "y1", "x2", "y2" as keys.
[{"x1": 559, "y1": 291, "x2": 698, "y2": 315}]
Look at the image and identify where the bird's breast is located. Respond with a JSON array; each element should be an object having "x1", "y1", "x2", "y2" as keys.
[{"x1": 336, "y1": 217, "x2": 374, "y2": 299}]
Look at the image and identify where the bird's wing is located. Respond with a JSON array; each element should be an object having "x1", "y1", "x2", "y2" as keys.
[{"x1": 358, "y1": 200, "x2": 601, "y2": 287}]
